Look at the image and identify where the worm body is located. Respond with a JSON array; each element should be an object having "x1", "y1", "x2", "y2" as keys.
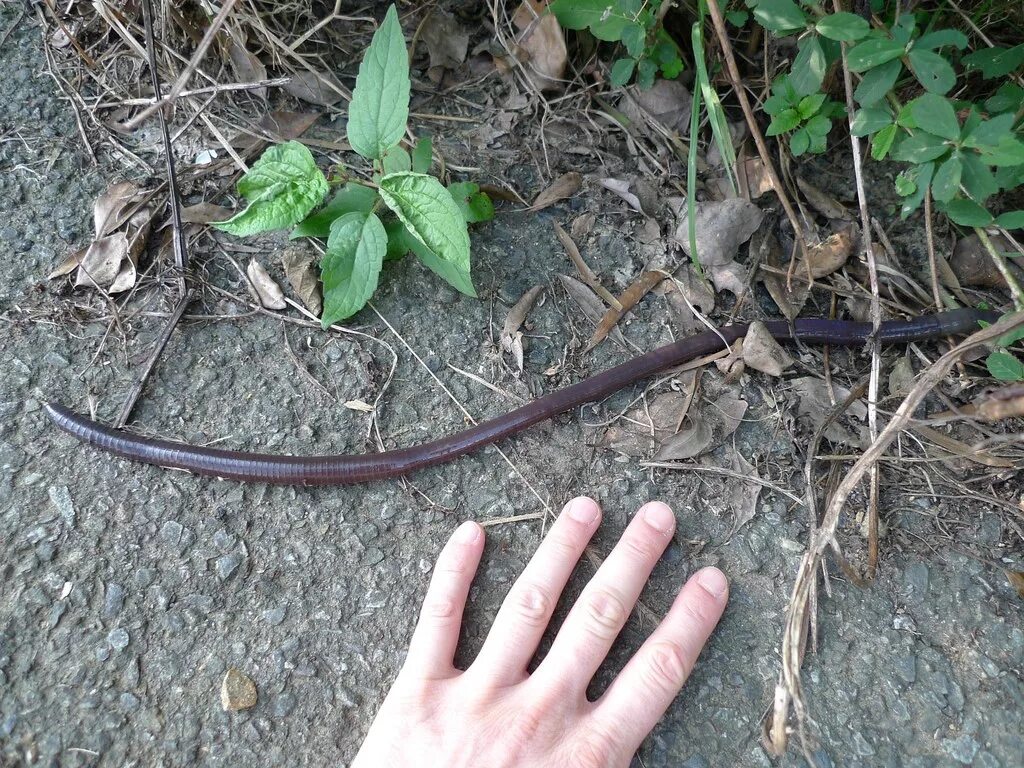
[{"x1": 46, "y1": 309, "x2": 992, "y2": 485}]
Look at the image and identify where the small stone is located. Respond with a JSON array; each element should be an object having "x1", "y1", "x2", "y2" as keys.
[
  {"x1": 221, "y1": 668, "x2": 257, "y2": 711},
  {"x1": 271, "y1": 692, "x2": 296, "y2": 718},
  {"x1": 47, "y1": 486, "x2": 75, "y2": 527},
  {"x1": 942, "y1": 734, "x2": 980, "y2": 764},
  {"x1": 262, "y1": 606, "x2": 286, "y2": 626},
  {"x1": 851, "y1": 731, "x2": 875, "y2": 756},
  {"x1": 893, "y1": 613, "x2": 917, "y2": 632},
  {"x1": 894, "y1": 655, "x2": 917, "y2": 684},
  {"x1": 118, "y1": 692, "x2": 140, "y2": 712},
  {"x1": 213, "y1": 529, "x2": 236, "y2": 552},
  {"x1": 161, "y1": 520, "x2": 183, "y2": 545},
  {"x1": 95, "y1": 646, "x2": 110, "y2": 662},
  {"x1": 107, "y1": 628, "x2": 130, "y2": 651},
  {"x1": 1, "y1": 713, "x2": 16, "y2": 737},
  {"x1": 216, "y1": 552, "x2": 244, "y2": 581},
  {"x1": 103, "y1": 583, "x2": 125, "y2": 619}
]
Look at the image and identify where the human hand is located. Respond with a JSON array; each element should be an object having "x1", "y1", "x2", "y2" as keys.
[{"x1": 352, "y1": 497, "x2": 729, "y2": 768}]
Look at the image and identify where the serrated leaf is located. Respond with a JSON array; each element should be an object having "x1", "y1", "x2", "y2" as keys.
[
  {"x1": 931, "y1": 156, "x2": 962, "y2": 203},
  {"x1": 854, "y1": 58, "x2": 902, "y2": 106},
  {"x1": 290, "y1": 183, "x2": 378, "y2": 239},
  {"x1": 805, "y1": 114, "x2": 831, "y2": 137},
  {"x1": 752, "y1": 0, "x2": 808, "y2": 33},
  {"x1": 621, "y1": 23, "x2": 646, "y2": 58},
  {"x1": 790, "y1": 127, "x2": 810, "y2": 156},
  {"x1": 871, "y1": 123, "x2": 898, "y2": 160},
  {"x1": 411, "y1": 136, "x2": 433, "y2": 173},
  {"x1": 941, "y1": 198, "x2": 993, "y2": 226},
  {"x1": 997, "y1": 324, "x2": 1024, "y2": 348},
  {"x1": 908, "y1": 48, "x2": 956, "y2": 94},
  {"x1": 549, "y1": 0, "x2": 631, "y2": 40},
  {"x1": 995, "y1": 211, "x2": 1024, "y2": 230},
  {"x1": 789, "y1": 36, "x2": 826, "y2": 96},
  {"x1": 214, "y1": 141, "x2": 329, "y2": 237},
  {"x1": 347, "y1": 5, "x2": 410, "y2": 160},
  {"x1": 850, "y1": 107, "x2": 893, "y2": 137},
  {"x1": 610, "y1": 57, "x2": 636, "y2": 86},
  {"x1": 766, "y1": 108, "x2": 801, "y2": 136},
  {"x1": 892, "y1": 130, "x2": 950, "y2": 163},
  {"x1": 637, "y1": 57, "x2": 657, "y2": 89},
  {"x1": 320, "y1": 211, "x2": 387, "y2": 325},
  {"x1": 797, "y1": 93, "x2": 827, "y2": 120},
  {"x1": 986, "y1": 351, "x2": 1024, "y2": 381},
  {"x1": 815, "y1": 12, "x2": 869, "y2": 41},
  {"x1": 914, "y1": 29, "x2": 968, "y2": 50},
  {"x1": 962, "y1": 44, "x2": 1024, "y2": 78},
  {"x1": 909, "y1": 93, "x2": 959, "y2": 140},
  {"x1": 847, "y1": 37, "x2": 906, "y2": 72},
  {"x1": 378, "y1": 172, "x2": 474, "y2": 296},
  {"x1": 448, "y1": 182, "x2": 495, "y2": 223}
]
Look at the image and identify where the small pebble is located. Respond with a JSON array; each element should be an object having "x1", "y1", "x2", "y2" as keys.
[
  {"x1": 942, "y1": 734, "x2": 980, "y2": 765},
  {"x1": 107, "y1": 628, "x2": 130, "y2": 651},
  {"x1": 216, "y1": 552, "x2": 244, "y2": 581},
  {"x1": 103, "y1": 583, "x2": 125, "y2": 620},
  {"x1": 271, "y1": 692, "x2": 296, "y2": 718},
  {"x1": 221, "y1": 668, "x2": 257, "y2": 711},
  {"x1": 262, "y1": 606, "x2": 286, "y2": 626}
]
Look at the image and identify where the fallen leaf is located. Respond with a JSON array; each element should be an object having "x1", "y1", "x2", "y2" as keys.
[
  {"x1": 231, "y1": 112, "x2": 321, "y2": 152},
  {"x1": 281, "y1": 246, "x2": 322, "y2": 316},
  {"x1": 742, "y1": 321, "x2": 793, "y2": 377},
  {"x1": 888, "y1": 356, "x2": 915, "y2": 397},
  {"x1": 598, "y1": 178, "x2": 644, "y2": 213},
  {"x1": 247, "y1": 259, "x2": 287, "y2": 310},
  {"x1": 221, "y1": 668, "x2": 257, "y2": 711},
  {"x1": 557, "y1": 274, "x2": 625, "y2": 346},
  {"x1": 797, "y1": 177, "x2": 852, "y2": 221},
  {"x1": 653, "y1": 418, "x2": 712, "y2": 460},
  {"x1": 721, "y1": 448, "x2": 761, "y2": 539},
  {"x1": 283, "y1": 69, "x2": 345, "y2": 106},
  {"x1": 93, "y1": 182, "x2": 144, "y2": 238},
  {"x1": 657, "y1": 264, "x2": 715, "y2": 336},
  {"x1": 75, "y1": 234, "x2": 128, "y2": 290},
  {"x1": 654, "y1": 391, "x2": 747, "y2": 460},
  {"x1": 225, "y1": 35, "x2": 268, "y2": 99},
  {"x1": 48, "y1": 248, "x2": 87, "y2": 279},
  {"x1": 501, "y1": 285, "x2": 544, "y2": 373},
  {"x1": 803, "y1": 227, "x2": 853, "y2": 279},
  {"x1": 180, "y1": 202, "x2": 235, "y2": 225},
  {"x1": 674, "y1": 199, "x2": 764, "y2": 266},
  {"x1": 571, "y1": 212, "x2": 595, "y2": 240},
  {"x1": 598, "y1": 389, "x2": 694, "y2": 457},
  {"x1": 533, "y1": 172, "x2": 582, "y2": 210},
  {"x1": 950, "y1": 233, "x2": 1023, "y2": 289},
  {"x1": 344, "y1": 400, "x2": 375, "y2": 413},
  {"x1": 621, "y1": 80, "x2": 692, "y2": 134},
  {"x1": 790, "y1": 376, "x2": 867, "y2": 447},
  {"x1": 419, "y1": 10, "x2": 469, "y2": 70},
  {"x1": 512, "y1": 0, "x2": 567, "y2": 91},
  {"x1": 737, "y1": 157, "x2": 775, "y2": 199},
  {"x1": 709, "y1": 260, "x2": 748, "y2": 297},
  {"x1": 976, "y1": 384, "x2": 1024, "y2": 422},
  {"x1": 586, "y1": 270, "x2": 666, "y2": 352},
  {"x1": 554, "y1": 222, "x2": 621, "y2": 309},
  {"x1": 757, "y1": 230, "x2": 805, "y2": 319}
]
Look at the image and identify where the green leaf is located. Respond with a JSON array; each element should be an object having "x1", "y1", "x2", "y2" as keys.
[
  {"x1": 636, "y1": 57, "x2": 657, "y2": 89},
  {"x1": 871, "y1": 124, "x2": 898, "y2": 160},
  {"x1": 789, "y1": 36, "x2": 826, "y2": 96},
  {"x1": 941, "y1": 198, "x2": 993, "y2": 226},
  {"x1": 854, "y1": 58, "x2": 901, "y2": 106},
  {"x1": 752, "y1": 0, "x2": 808, "y2": 33},
  {"x1": 977, "y1": 136, "x2": 1024, "y2": 167},
  {"x1": 962, "y1": 44, "x2": 1024, "y2": 78},
  {"x1": 382, "y1": 146, "x2": 411, "y2": 174},
  {"x1": 549, "y1": 0, "x2": 630, "y2": 40},
  {"x1": 815, "y1": 12, "x2": 869, "y2": 41},
  {"x1": 766, "y1": 108, "x2": 801, "y2": 136},
  {"x1": 609, "y1": 57, "x2": 636, "y2": 87},
  {"x1": 996, "y1": 325, "x2": 1024, "y2": 348},
  {"x1": 900, "y1": 161, "x2": 934, "y2": 218},
  {"x1": 995, "y1": 211, "x2": 1024, "y2": 230},
  {"x1": 931, "y1": 156, "x2": 963, "y2": 203},
  {"x1": 850, "y1": 106, "x2": 893, "y2": 137},
  {"x1": 805, "y1": 114, "x2": 831, "y2": 137},
  {"x1": 659, "y1": 53, "x2": 684, "y2": 79},
  {"x1": 411, "y1": 136, "x2": 433, "y2": 173},
  {"x1": 320, "y1": 212, "x2": 387, "y2": 326},
  {"x1": 726, "y1": 10, "x2": 749, "y2": 26},
  {"x1": 808, "y1": 129, "x2": 828, "y2": 154},
  {"x1": 346, "y1": 5, "x2": 410, "y2": 160},
  {"x1": 383, "y1": 218, "x2": 413, "y2": 261},
  {"x1": 986, "y1": 82, "x2": 1024, "y2": 115},
  {"x1": 907, "y1": 48, "x2": 956, "y2": 94},
  {"x1": 891, "y1": 13, "x2": 916, "y2": 45},
  {"x1": 214, "y1": 141, "x2": 329, "y2": 237},
  {"x1": 797, "y1": 93, "x2": 827, "y2": 120},
  {"x1": 894, "y1": 171, "x2": 917, "y2": 197},
  {"x1": 847, "y1": 37, "x2": 906, "y2": 72},
  {"x1": 621, "y1": 23, "x2": 646, "y2": 58},
  {"x1": 986, "y1": 351, "x2": 1024, "y2": 381},
  {"x1": 790, "y1": 127, "x2": 810, "y2": 156},
  {"x1": 963, "y1": 114, "x2": 1016, "y2": 148},
  {"x1": 892, "y1": 131, "x2": 950, "y2": 163},
  {"x1": 447, "y1": 182, "x2": 495, "y2": 223},
  {"x1": 378, "y1": 172, "x2": 475, "y2": 296},
  {"x1": 913, "y1": 29, "x2": 968, "y2": 50},
  {"x1": 908, "y1": 93, "x2": 959, "y2": 140},
  {"x1": 290, "y1": 183, "x2": 378, "y2": 239},
  {"x1": 960, "y1": 154, "x2": 1000, "y2": 204}
]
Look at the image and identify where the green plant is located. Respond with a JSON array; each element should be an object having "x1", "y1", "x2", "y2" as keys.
[
  {"x1": 743, "y1": 0, "x2": 1024, "y2": 228},
  {"x1": 213, "y1": 5, "x2": 493, "y2": 326},
  {"x1": 983, "y1": 322, "x2": 1024, "y2": 380},
  {"x1": 549, "y1": 0, "x2": 684, "y2": 88}
]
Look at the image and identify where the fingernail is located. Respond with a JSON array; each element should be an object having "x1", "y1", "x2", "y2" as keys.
[
  {"x1": 454, "y1": 521, "x2": 480, "y2": 544},
  {"x1": 566, "y1": 497, "x2": 600, "y2": 524},
  {"x1": 642, "y1": 502, "x2": 675, "y2": 533},
  {"x1": 697, "y1": 567, "x2": 728, "y2": 598}
]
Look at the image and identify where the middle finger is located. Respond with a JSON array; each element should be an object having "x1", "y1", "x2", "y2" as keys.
[{"x1": 535, "y1": 501, "x2": 676, "y2": 696}]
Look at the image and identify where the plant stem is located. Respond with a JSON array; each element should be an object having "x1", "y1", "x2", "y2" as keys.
[{"x1": 975, "y1": 227, "x2": 1024, "y2": 310}]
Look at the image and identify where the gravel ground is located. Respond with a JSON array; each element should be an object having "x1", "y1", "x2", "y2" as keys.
[{"x1": 1, "y1": 7, "x2": 1022, "y2": 767}]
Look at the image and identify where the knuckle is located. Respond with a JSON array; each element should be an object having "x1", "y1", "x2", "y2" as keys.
[
  {"x1": 582, "y1": 589, "x2": 628, "y2": 638},
  {"x1": 508, "y1": 582, "x2": 552, "y2": 627},
  {"x1": 644, "y1": 641, "x2": 691, "y2": 691},
  {"x1": 621, "y1": 532, "x2": 658, "y2": 561},
  {"x1": 569, "y1": 726, "x2": 619, "y2": 768},
  {"x1": 420, "y1": 595, "x2": 458, "y2": 622}
]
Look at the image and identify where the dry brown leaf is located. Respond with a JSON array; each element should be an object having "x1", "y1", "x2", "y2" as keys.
[
  {"x1": 804, "y1": 227, "x2": 853, "y2": 279},
  {"x1": 1006, "y1": 570, "x2": 1024, "y2": 599},
  {"x1": 797, "y1": 177, "x2": 852, "y2": 221},
  {"x1": 950, "y1": 233, "x2": 1023, "y2": 289},
  {"x1": 757, "y1": 230, "x2": 805, "y2": 319},
  {"x1": 709, "y1": 260, "x2": 748, "y2": 297},
  {"x1": 658, "y1": 264, "x2": 715, "y2": 336},
  {"x1": 790, "y1": 376, "x2": 867, "y2": 447},
  {"x1": 737, "y1": 157, "x2": 775, "y2": 199},
  {"x1": 586, "y1": 270, "x2": 666, "y2": 353},
  {"x1": 512, "y1": 0, "x2": 567, "y2": 91},
  {"x1": 93, "y1": 182, "x2": 143, "y2": 238},
  {"x1": 420, "y1": 10, "x2": 469, "y2": 70},
  {"x1": 344, "y1": 400, "x2": 375, "y2": 413},
  {"x1": 620, "y1": 80, "x2": 692, "y2": 134},
  {"x1": 654, "y1": 392, "x2": 747, "y2": 461},
  {"x1": 501, "y1": 285, "x2": 544, "y2": 373},
  {"x1": 281, "y1": 246, "x2": 322, "y2": 316},
  {"x1": 571, "y1": 212, "x2": 595, "y2": 241},
  {"x1": 597, "y1": 389, "x2": 694, "y2": 457},
  {"x1": 912, "y1": 424, "x2": 1013, "y2": 468},
  {"x1": 557, "y1": 274, "x2": 626, "y2": 346},
  {"x1": 75, "y1": 234, "x2": 128, "y2": 290},
  {"x1": 180, "y1": 202, "x2": 235, "y2": 225},
  {"x1": 48, "y1": 248, "x2": 87, "y2": 280},
  {"x1": 283, "y1": 70, "x2": 345, "y2": 107},
  {"x1": 247, "y1": 259, "x2": 286, "y2": 310},
  {"x1": 597, "y1": 178, "x2": 644, "y2": 213},
  {"x1": 721, "y1": 448, "x2": 761, "y2": 538},
  {"x1": 225, "y1": 35, "x2": 268, "y2": 99},
  {"x1": 653, "y1": 419, "x2": 712, "y2": 461},
  {"x1": 888, "y1": 356, "x2": 915, "y2": 398},
  {"x1": 533, "y1": 172, "x2": 582, "y2": 210},
  {"x1": 673, "y1": 199, "x2": 764, "y2": 266},
  {"x1": 742, "y1": 321, "x2": 793, "y2": 377},
  {"x1": 232, "y1": 112, "x2": 321, "y2": 151},
  {"x1": 554, "y1": 222, "x2": 622, "y2": 310},
  {"x1": 976, "y1": 384, "x2": 1024, "y2": 422}
]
